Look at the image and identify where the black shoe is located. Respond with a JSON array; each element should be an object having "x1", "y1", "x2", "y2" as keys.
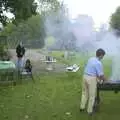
[{"x1": 80, "y1": 108, "x2": 85, "y2": 112}]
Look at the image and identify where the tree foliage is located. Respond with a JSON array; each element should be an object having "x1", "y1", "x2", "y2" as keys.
[
  {"x1": 38, "y1": 0, "x2": 61, "y2": 13},
  {"x1": 0, "y1": 0, "x2": 61, "y2": 26},
  {"x1": 0, "y1": 0, "x2": 37, "y2": 25},
  {"x1": 110, "y1": 6, "x2": 120, "y2": 35},
  {"x1": 0, "y1": 15, "x2": 46, "y2": 48}
]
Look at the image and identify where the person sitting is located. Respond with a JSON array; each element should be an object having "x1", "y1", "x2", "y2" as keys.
[
  {"x1": 24, "y1": 59, "x2": 32, "y2": 73},
  {"x1": 21, "y1": 59, "x2": 34, "y2": 82}
]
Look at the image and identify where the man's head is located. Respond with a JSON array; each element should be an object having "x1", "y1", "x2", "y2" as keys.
[{"x1": 96, "y1": 48, "x2": 105, "y2": 60}]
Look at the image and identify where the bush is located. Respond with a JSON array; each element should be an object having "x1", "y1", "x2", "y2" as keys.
[
  {"x1": 0, "y1": 44, "x2": 11, "y2": 61},
  {"x1": 0, "y1": 45, "x2": 4, "y2": 60}
]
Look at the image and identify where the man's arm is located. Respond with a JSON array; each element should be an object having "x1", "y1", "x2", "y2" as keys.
[
  {"x1": 95, "y1": 63, "x2": 107, "y2": 81},
  {"x1": 98, "y1": 75, "x2": 107, "y2": 81}
]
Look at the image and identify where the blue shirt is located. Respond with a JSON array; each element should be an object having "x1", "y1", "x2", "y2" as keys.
[{"x1": 84, "y1": 57, "x2": 104, "y2": 77}]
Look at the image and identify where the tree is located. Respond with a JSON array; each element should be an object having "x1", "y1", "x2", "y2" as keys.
[
  {"x1": 37, "y1": 0, "x2": 61, "y2": 14},
  {"x1": 110, "y1": 6, "x2": 120, "y2": 36},
  {"x1": 0, "y1": 0, "x2": 37, "y2": 25},
  {"x1": 0, "y1": 15, "x2": 46, "y2": 48},
  {"x1": 0, "y1": 36, "x2": 9, "y2": 60},
  {"x1": 0, "y1": 0, "x2": 61, "y2": 26}
]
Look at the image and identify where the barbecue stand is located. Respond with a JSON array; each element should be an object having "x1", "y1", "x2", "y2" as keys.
[{"x1": 93, "y1": 80, "x2": 120, "y2": 112}]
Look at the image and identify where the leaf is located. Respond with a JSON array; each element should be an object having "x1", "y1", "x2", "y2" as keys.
[
  {"x1": 65, "y1": 112, "x2": 71, "y2": 115},
  {"x1": 24, "y1": 115, "x2": 29, "y2": 119}
]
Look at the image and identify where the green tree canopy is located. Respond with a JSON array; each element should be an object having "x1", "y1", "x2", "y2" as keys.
[
  {"x1": 0, "y1": 15, "x2": 46, "y2": 48},
  {"x1": 0, "y1": 0, "x2": 61, "y2": 26},
  {"x1": 0, "y1": 0, "x2": 37, "y2": 25},
  {"x1": 110, "y1": 6, "x2": 120, "y2": 35}
]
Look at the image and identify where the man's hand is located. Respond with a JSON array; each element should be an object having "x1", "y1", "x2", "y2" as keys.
[{"x1": 98, "y1": 75, "x2": 107, "y2": 81}]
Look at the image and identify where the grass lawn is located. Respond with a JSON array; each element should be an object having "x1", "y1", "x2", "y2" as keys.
[{"x1": 0, "y1": 53, "x2": 120, "y2": 120}]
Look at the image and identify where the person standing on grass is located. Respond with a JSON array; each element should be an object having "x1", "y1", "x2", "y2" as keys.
[
  {"x1": 16, "y1": 42, "x2": 25, "y2": 70},
  {"x1": 80, "y1": 48, "x2": 107, "y2": 115}
]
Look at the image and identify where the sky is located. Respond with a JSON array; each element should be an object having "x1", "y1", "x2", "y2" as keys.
[{"x1": 63, "y1": 0, "x2": 120, "y2": 28}]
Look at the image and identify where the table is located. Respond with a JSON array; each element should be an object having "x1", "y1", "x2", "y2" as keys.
[
  {"x1": 0, "y1": 61, "x2": 16, "y2": 84},
  {"x1": 94, "y1": 80, "x2": 120, "y2": 111},
  {"x1": 43, "y1": 59, "x2": 56, "y2": 71}
]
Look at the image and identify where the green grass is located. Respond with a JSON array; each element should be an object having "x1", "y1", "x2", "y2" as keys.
[
  {"x1": 49, "y1": 51, "x2": 89, "y2": 66},
  {"x1": 0, "y1": 52, "x2": 119, "y2": 120}
]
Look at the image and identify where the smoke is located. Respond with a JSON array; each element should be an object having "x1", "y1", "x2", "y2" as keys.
[
  {"x1": 71, "y1": 15, "x2": 96, "y2": 52},
  {"x1": 95, "y1": 30, "x2": 120, "y2": 80},
  {"x1": 44, "y1": 6, "x2": 120, "y2": 80},
  {"x1": 44, "y1": 9, "x2": 76, "y2": 51},
  {"x1": 95, "y1": 31, "x2": 120, "y2": 55},
  {"x1": 44, "y1": 11, "x2": 97, "y2": 57}
]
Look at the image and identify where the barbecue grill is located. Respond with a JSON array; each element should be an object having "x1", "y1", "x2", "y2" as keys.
[{"x1": 94, "y1": 80, "x2": 120, "y2": 112}]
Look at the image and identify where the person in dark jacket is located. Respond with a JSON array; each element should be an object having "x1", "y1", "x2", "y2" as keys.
[
  {"x1": 16, "y1": 42, "x2": 25, "y2": 69},
  {"x1": 16, "y1": 43, "x2": 25, "y2": 58},
  {"x1": 24, "y1": 59, "x2": 32, "y2": 73}
]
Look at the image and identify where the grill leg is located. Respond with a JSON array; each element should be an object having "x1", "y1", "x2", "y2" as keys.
[
  {"x1": 96, "y1": 88, "x2": 100, "y2": 104},
  {"x1": 93, "y1": 88, "x2": 100, "y2": 112}
]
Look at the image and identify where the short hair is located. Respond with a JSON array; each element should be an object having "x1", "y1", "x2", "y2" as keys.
[
  {"x1": 96, "y1": 48, "x2": 105, "y2": 57},
  {"x1": 26, "y1": 59, "x2": 31, "y2": 64}
]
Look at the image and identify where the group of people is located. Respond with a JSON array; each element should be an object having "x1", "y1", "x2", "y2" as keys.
[
  {"x1": 16, "y1": 44, "x2": 106, "y2": 116},
  {"x1": 16, "y1": 42, "x2": 32, "y2": 73},
  {"x1": 80, "y1": 48, "x2": 106, "y2": 116}
]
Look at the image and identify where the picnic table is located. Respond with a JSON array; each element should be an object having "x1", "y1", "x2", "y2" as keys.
[
  {"x1": 43, "y1": 56, "x2": 57, "y2": 70},
  {"x1": 0, "y1": 61, "x2": 16, "y2": 84}
]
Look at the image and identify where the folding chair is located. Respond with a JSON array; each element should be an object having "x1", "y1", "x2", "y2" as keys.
[{"x1": 20, "y1": 69, "x2": 35, "y2": 83}]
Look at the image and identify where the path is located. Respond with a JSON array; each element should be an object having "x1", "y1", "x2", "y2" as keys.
[{"x1": 9, "y1": 49, "x2": 66, "y2": 74}]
